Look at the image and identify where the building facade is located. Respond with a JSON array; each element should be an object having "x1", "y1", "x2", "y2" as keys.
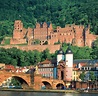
[{"x1": 36, "y1": 48, "x2": 98, "y2": 88}]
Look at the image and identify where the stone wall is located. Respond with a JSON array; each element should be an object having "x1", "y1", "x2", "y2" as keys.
[
  {"x1": 0, "y1": 45, "x2": 60, "y2": 53},
  {"x1": 2, "y1": 20, "x2": 98, "y2": 51}
]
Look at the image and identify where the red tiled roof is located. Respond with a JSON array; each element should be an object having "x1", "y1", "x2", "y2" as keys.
[
  {"x1": 73, "y1": 64, "x2": 77, "y2": 68},
  {"x1": 5, "y1": 65, "x2": 15, "y2": 70},
  {"x1": 79, "y1": 63, "x2": 87, "y2": 67},
  {"x1": 40, "y1": 59, "x2": 51, "y2": 64},
  {"x1": 73, "y1": 68, "x2": 79, "y2": 71}
]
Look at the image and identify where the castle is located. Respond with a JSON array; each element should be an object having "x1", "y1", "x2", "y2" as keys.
[{"x1": 9, "y1": 20, "x2": 98, "y2": 47}]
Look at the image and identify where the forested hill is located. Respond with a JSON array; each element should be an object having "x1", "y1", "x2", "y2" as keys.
[{"x1": 0, "y1": 0, "x2": 98, "y2": 39}]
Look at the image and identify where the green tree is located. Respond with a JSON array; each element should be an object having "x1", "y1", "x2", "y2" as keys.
[
  {"x1": 79, "y1": 72, "x2": 85, "y2": 81},
  {"x1": 91, "y1": 38, "x2": 98, "y2": 59},
  {"x1": 41, "y1": 48, "x2": 51, "y2": 61},
  {"x1": 33, "y1": 50, "x2": 41, "y2": 64},
  {"x1": 11, "y1": 59, "x2": 17, "y2": 66},
  {"x1": 10, "y1": 77, "x2": 21, "y2": 87},
  {"x1": 89, "y1": 71, "x2": 95, "y2": 81}
]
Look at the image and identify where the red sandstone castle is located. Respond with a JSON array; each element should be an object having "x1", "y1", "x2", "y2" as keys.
[{"x1": 10, "y1": 20, "x2": 98, "y2": 47}]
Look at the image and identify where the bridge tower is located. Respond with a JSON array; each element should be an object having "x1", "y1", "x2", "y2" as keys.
[
  {"x1": 54, "y1": 48, "x2": 65, "y2": 79},
  {"x1": 65, "y1": 47, "x2": 73, "y2": 81},
  {"x1": 57, "y1": 48, "x2": 65, "y2": 65}
]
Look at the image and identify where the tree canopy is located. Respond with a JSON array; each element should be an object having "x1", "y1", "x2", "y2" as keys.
[
  {"x1": 0, "y1": 0, "x2": 98, "y2": 42},
  {"x1": 79, "y1": 72, "x2": 85, "y2": 81},
  {"x1": 0, "y1": 42, "x2": 98, "y2": 66}
]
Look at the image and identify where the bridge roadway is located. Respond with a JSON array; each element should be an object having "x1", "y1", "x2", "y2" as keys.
[{"x1": 0, "y1": 71, "x2": 65, "y2": 90}]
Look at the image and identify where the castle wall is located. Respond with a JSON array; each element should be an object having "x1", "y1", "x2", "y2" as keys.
[
  {"x1": 33, "y1": 22, "x2": 48, "y2": 40},
  {"x1": 10, "y1": 38, "x2": 27, "y2": 44},
  {"x1": 72, "y1": 25, "x2": 85, "y2": 47},
  {"x1": 27, "y1": 27, "x2": 33, "y2": 38},
  {"x1": 85, "y1": 33, "x2": 97, "y2": 47},
  {"x1": 0, "y1": 45, "x2": 60, "y2": 53}
]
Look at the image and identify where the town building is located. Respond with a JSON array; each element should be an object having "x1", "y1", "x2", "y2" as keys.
[
  {"x1": 36, "y1": 47, "x2": 74, "y2": 87},
  {"x1": 36, "y1": 48, "x2": 98, "y2": 88},
  {"x1": 37, "y1": 59, "x2": 56, "y2": 78}
]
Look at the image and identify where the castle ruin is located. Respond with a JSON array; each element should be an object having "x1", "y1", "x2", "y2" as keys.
[{"x1": 9, "y1": 20, "x2": 98, "y2": 48}]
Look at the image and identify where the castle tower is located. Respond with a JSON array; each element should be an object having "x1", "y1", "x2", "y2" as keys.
[
  {"x1": 14, "y1": 20, "x2": 23, "y2": 31},
  {"x1": 47, "y1": 23, "x2": 53, "y2": 37},
  {"x1": 13, "y1": 20, "x2": 24, "y2": 39}
]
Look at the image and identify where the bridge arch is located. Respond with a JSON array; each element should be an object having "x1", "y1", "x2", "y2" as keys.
[
  {"x1": 41, "y1": 78, "x2": 65, "y2": 89},
  {"x1": 11, "y1": 76, "x2": 29, "y2": 88},
  {"x1": 0, "y1": 72, "x2": 31, "y2": 89},
  {"x1": 41, "y1": 81, "x2": 52, "y2": 89},
  {"x1": 1, "y1": 75, "x2": 30, "y2": 89},
  {"x1": 56, "y1": 83, "x2": 65, "y2": 89}
]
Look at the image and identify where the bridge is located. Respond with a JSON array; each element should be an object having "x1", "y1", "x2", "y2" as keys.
[
  {"x1": 41, "y1": 78, "x2": 65, "y2": 89},
  {"x1": 0, "y1": 71, "x2": 65, "y2": 90},
  {"x1": 0, "y1": 71, "x2": 32, "y2": 88}
]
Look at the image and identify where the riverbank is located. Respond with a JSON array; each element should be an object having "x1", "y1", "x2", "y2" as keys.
[
  {"x1": 0, "y1": 89, "x2": 98, "y2": 94},
  {"x1": 0, "y1": 89, "x2": 79, "y2": 93}
]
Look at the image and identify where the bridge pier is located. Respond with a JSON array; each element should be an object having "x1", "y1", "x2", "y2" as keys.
[{"x1": 33, "y1": 73, "x2": 42, "y2": 90}]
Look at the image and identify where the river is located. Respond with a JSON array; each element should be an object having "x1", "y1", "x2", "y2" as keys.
[{"x1": 0, "y1": 91, "x2": 98, "y2": 96}]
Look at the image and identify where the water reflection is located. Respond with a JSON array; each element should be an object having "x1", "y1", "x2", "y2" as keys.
[
  {"x1": 0, "y1": 91, "x2": 65, "y2": 96},
  {"x1": 64, "y1": 93, "x2": 81, "y2": 96},
  {"x1": 64, "y1": 93, "x2": 73, "y2": 96},
  {"x1": 0, "y1": 91, "x2": 98, "y2": 96}
]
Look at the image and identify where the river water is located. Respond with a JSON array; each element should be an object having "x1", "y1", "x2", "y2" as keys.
[{"x1": 0, "y1": 91, "x2": 98, "y2": 96}]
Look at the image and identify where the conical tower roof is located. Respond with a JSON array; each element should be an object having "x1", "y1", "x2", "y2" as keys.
[
  {"x1": 57, "y1": 48, "x2": 64, "y2": 55},
  {"x1": 66, "y1": 47, "x2": 73, "y2": 54}
]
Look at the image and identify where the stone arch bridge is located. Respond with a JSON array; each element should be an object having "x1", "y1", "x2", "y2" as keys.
[{"x1": 0, "y1": 71, "x2": 65, "y2": 90}]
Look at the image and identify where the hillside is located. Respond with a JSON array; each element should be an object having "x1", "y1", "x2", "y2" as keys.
[{"x1": 0, "y1": 0, "x2": 98, "y2": 42}]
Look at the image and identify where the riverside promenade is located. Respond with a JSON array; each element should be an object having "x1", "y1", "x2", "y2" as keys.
[
  {"x1": 0, "y1": 89, "x2": 98, "y2": 94},
  {"x1": 0, "y1": 89, "x2": 80, "y2": 93}
]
